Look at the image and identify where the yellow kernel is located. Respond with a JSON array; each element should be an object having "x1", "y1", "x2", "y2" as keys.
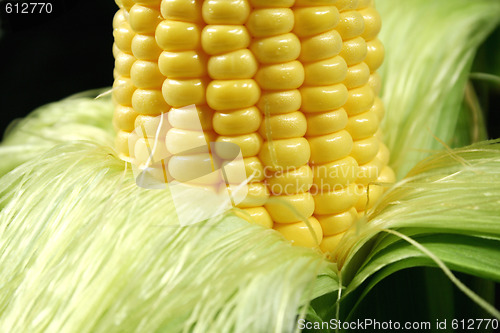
[
  {"x1": 161, "y1": 0, "x2": 202, "y2": 23},
  {"x1": 246, "y1": 8, "x2": 294, "y2": 37},
  {"x1": 202, "y1": 0, "x2": 250, "y2": 25},
  {"x1": 114, "y1": 52, "x2": 136, "y2": 77},
  {"x1": 168, "y1": 154, "x2": 221, "y2": 184},
  {"x1": 344, "y1": 62, "x2": 370, "y2": 89},
  {"x1": 255, "y1": 61, "x2": 305, "y2": 90},
  {"x1": 112, "y1": 43, "x2": 121, "y2": 59},
  {"x1": 309, "y1": 130, "x2": 353, "y2": 164},
  {"x1": 236, "y1": 207, "x2": 273, "y2": 228},
  {"x1": 320, "y1": 233, "x2": 344, "y2": 253},
  {"x1": 312, "y1": 156, "x2": 359, "y2": 189},
  {"x1": 165, "y1": 128, "x2": 212, "y2": 155},
  {"x1": 259, "y1": 111, "x2": 307, "y2": 140},
  {"x1": 266, "y1": 192, "x2": 315, "y2": 223},
  {"x1": 119, "y1": 0, "x2": 134, "y2": 11},
  {"x1": 356, "y1": 0, "x2": 371, "y2": 9},
  {"x1": 368, "y1": 72, "x2": 382, "y2": 95},
  {"x1": 304, "y1": 56, "x2": 347, "y2": 86},
  {"x1": 113, "y1": 105, "x2": 139, "y2": 132},
  {"x1": 259, "y1": 138, "x2": 311, "y2": 171},
  {"x1": 115, "y1": 130, "x2": 132, "y2": 158},
  {"x1": 356, "y1": 158, "x2": 382, "y2": 184},
  {"x1": 305, "y1": 108, "x2": 348, "y2": 136},
  {"x1": 313, "y1": 183, "x2": 360, "y2": 215},
  {"x1": 360, "y1": 7, "x2": 382, "y2": 41},
  {"x1": 130, "y1": 60, "x2": 165, "y2": 89},
  {"x1": 295, "y1": 0, "x2": 338, "y2": 6},
  {"x1": 201, "y1": 25, "x2": 250, "y2": 55},
  {"x1": 267, "y1": 165, "x2": 313, "y2": 195},
  {"x1": 378, "y1": 165, "x2": 396, "y2": 183},
  {"x1": 135, "y1": 114, "x2": 169, "y2": 138},
  {"x1": 162, "y1": 79, "x2": 207, "y2": 108},
  {"x1": 375, "y1": 142, "x2": 390, "y2": 166},
  {"x1": 112, "y1": 77, "x2": 135, "y2": 106},
  {"x1": 129, "y1": 4, "x2": 162, "y2": 34},
  {"x1": 216, "y1": 133, "x2": 263, "y2": 158},
  {"x1": 335, "y1": 0, "x2": 359, "y2": 12},
  {"x1": 155, "y1": 20, "x2": 201, "y2": 51},
  {"x1": 365, "y1": 38, "x2": 385, "y2": 72},
  {"x1": 132, "y1": 34, "x2": 163, "y2": 61},
  {"x1": 208, "y1": 49, "x2": 258, "y2": 79},
  {"x1": 114, "y1": 22, "x2": 135, "y2": 54},
  {"x1": 132, "y1": 89, "x2": 169, "y2": 115},
  {"x1": 317, "y1": 207, "x2": 358, "y2": 236},
  {"x1": 249, "y1": 0, "x2": 295, "y2": 7},
  {"x1": 336, "y1": 10, "x2": 365, "y2": 40},
  {"x1": 371, "y1": 96, "x2": 385, "y2": 121},
  {"x1": 299, "y1": 29, "x2": 342, "y2": 62},
  {"x1": 350, "y1": 135, "x2": 380, "y2": 165},
  {"x1": 250, "y1": 33, "x2": 301, "y2": 64},
  {"x1": 234, "y1": 183, "x2": 269, "y2": 208},
  {"x1": 274, "y1": 217, "x2": 323, "y2": 248},
  {"x1": 134, "y1": 0, "x2": 162, "y2": 6},
  {"x1": 293, "y1": 6, "x2": 339, "y2": 37},
  {"x1": 346, "y1": 108, "x2": 378, "y2": 140},
  {"x1": 344, "y1": 84, "x2": 375, "y2": 116},
  {"x1": 207, "y1": 79, "x2": 260, "y2": 111},
  {"x1": 158, "y1": 51, "x2": 206, "y2": 78},
  {"x1": 300, "y1": 84, "x2": 348, "y2": 113},
  {"x1": 258, "y1": 90, "x2": 301, "y2": 115},
  {"x1": 167, "y1": 105, "x2": 214, "y2": 131},
  {"x1": 213, "y1": 107, "x2": 262, "y2": 136},
  {"x1": 339, "y1": 36, "x2": 367, "y2": 66}
]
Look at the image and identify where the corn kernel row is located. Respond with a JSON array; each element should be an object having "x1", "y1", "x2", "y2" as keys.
[{"x1": 111, "y1": 0, "x2": 395, "y2": 255}]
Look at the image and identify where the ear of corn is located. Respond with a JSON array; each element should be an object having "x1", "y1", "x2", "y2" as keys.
[{"x1": 112, "y1": 0, "x2": 394, "y2": 256}]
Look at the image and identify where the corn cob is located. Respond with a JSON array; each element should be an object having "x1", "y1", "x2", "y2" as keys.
[{"x1": 112, "y1": 0, "x2": 394, "y2": 255}]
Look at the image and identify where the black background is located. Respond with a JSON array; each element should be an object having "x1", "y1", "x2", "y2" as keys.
[{"x1": 0, "y1": 0, "x2": 117, "y2": 135}]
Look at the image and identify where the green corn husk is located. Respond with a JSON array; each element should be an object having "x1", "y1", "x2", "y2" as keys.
[
  {"x1": 0, "y1": 0, "x2": 500, "y2": 332},
  {"x1": 378, "y1": 0, "x2": 500, "y2": 178}
]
